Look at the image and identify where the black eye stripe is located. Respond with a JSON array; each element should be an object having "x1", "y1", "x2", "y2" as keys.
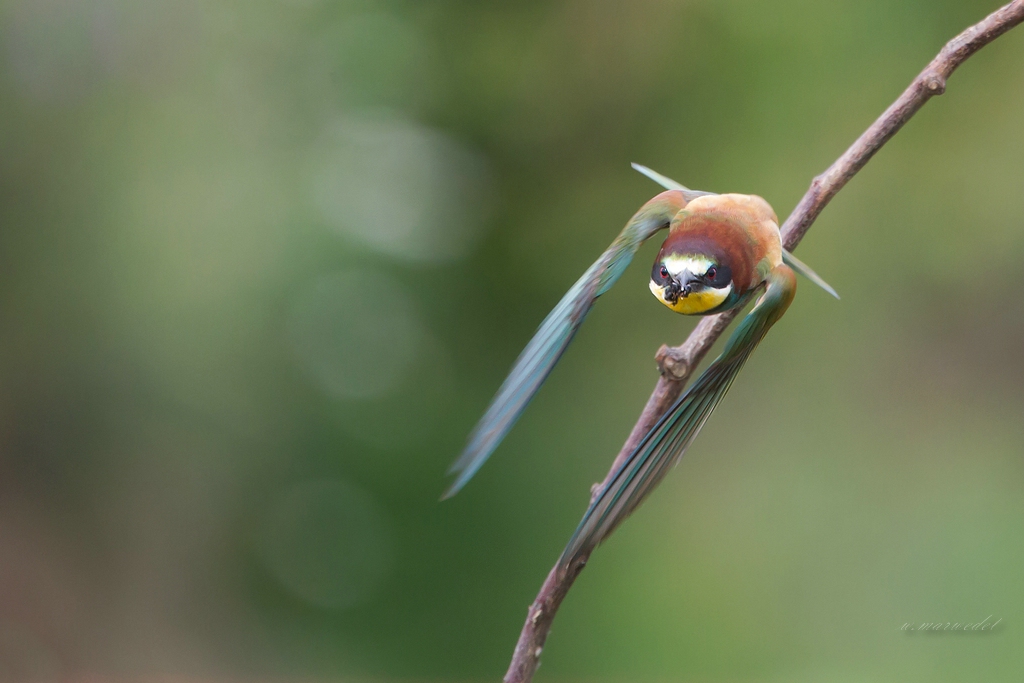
[
  {"x1": 705, "y1": 264, "x2": 731, "y2": 288},
  {"x1": 653, "y1": 261, "x2": 731, "y2": 288}
]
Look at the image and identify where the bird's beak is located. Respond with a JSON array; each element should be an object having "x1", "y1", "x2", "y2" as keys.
[
  {"x1": 664, "y1": 271, "x2": 702, "y2": 303},
  {"x1": 678, "y1": 271, "x2": 704, "y2": 297}
]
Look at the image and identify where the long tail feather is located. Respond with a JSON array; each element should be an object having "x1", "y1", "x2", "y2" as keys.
[
  {"x1": 631, "y1": 163, "x2": 715, "y2": 200},
  {"x1": 782, "y1": 248, "x2": 839, "y2": 299}
]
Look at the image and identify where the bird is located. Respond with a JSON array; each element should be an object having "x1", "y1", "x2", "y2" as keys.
[{"x1": 444, "y1": 164, "x2": 837, "y2": 565}]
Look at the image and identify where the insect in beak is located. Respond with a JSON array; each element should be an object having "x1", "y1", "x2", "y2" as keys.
[
  {"x1": 665, "y1": 271, "x2": 702, "y2": 302},
  {"x1": 664, "y1": 279, "x2": 681, "y2": 303}
]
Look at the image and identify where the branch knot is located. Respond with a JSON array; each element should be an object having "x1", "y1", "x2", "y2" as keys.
[
  {"x1": 923, "y1": 72, "x2": 947, "y2": 94},
  {"x1": 656, "y1": 344, "x2": 691, "y2": 380}
]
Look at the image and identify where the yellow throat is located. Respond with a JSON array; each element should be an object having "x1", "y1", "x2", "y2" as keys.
[{"x1": 649, "y1": 278, "x2": 731, "y2": 314}]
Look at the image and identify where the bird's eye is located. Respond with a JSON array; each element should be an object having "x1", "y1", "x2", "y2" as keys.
[
  {"x1": 704, "y1": 264, "x2": 731, "y2": 287},
  {"x1": 659, "y1": 265, "x2": 669, "y2": 279}
]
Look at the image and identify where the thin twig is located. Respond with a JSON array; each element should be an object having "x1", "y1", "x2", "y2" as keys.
[{"x1": 504, "y1": 2, "x2": 1024, "y2": 681}]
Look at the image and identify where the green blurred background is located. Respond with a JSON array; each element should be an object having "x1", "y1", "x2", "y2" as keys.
[{"x1": 0, "y1": 0, "x2": 1022, "y2": 680}]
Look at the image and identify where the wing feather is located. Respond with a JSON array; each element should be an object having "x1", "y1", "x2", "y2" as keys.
[
  {"x1": 559, "y1": 264, "x2": 797, "y2": 565},
  {"x1": 443, "y1": 189, "x2": 695, "y2": 498}
]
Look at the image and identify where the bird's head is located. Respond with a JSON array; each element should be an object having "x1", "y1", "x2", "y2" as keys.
[
  {"x1": 648, "y1": 193, "x2": 776, "y2": 315},
  {"x1": 649, "y1": 252, "x2": 734, "y2": 314}
]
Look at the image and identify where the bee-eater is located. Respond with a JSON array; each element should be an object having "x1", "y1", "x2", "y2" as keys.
[{"x1": 445, "y1": 165, "x2": 837, "y2": 564}]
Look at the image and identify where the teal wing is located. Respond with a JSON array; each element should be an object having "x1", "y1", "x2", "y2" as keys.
[
  {"x1": 559, "y1": 263, "x2": 797, "y2": 566},
  {"x1": 443, "y1": 190, "x2": 695, "y2": 499}
]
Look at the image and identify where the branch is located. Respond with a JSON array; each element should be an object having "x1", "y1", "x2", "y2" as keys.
[{"x1": 504, "y1": 2, "x2": 1024, "y2": 681}]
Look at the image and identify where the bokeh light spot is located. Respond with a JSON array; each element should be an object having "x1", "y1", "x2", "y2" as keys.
[
  {"x1": 288, "y1": 270, "x2": 426, "y2": 399},
  {"x1": 308, "y1": 114, "x2": 493, "y2": 263},
  {"x1": 259, "y1": 479, "x2": 393, "y2": 610}
]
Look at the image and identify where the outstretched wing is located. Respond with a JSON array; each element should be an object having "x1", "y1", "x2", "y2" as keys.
[
  {"x1": 559, "y1": 263, "x2": 797, "y2": 566},
  {"x1": 443, "y1": 189, "x2": 700, "y2": 499}
]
